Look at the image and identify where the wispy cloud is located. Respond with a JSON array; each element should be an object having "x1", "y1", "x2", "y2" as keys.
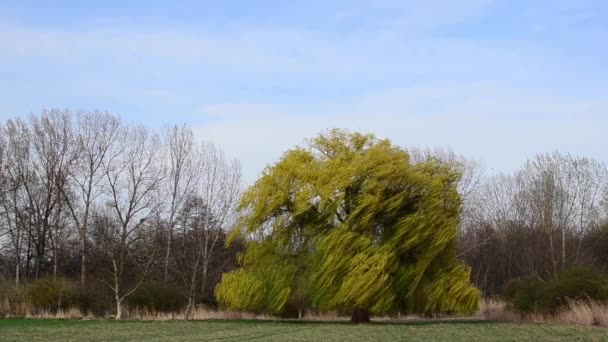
[
  {"x1": 195, "y1": 84, "x2": 608, "y2": 182},
  {"x1": 0, "y1": 1, "x2": 607, "y2": 182}
]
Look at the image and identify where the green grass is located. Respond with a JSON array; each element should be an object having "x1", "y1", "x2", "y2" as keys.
[{"x1": 0, "y1": 319, "x2": 606, "y2": 341}]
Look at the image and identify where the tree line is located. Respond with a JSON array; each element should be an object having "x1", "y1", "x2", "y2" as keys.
[
  {"x1": 1, "y1": 110, "x2": 607, "y2": 319},
  {"x1": 0, "y1": 110, "x2": 242, "y2": 319},
  {"x1": 459, "y1": 151, "x2": 608, "y2": 296},
  {"x1": 402, "y1": 147, "x2": 608, "y2": 296}
]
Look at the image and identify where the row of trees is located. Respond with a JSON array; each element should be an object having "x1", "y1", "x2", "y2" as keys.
[
  {"x1": 0, "y1": 110, "x2": 242, "y2": 318},
  {"x1": 1, "y1": 111, "x2": 607, "y2": 320},
  {"x1": 402, "y1": 147, "x2": 608, "y2": 296},
  {"x1": 460, "y1": 152, "x2": 608, "y2": 296}
]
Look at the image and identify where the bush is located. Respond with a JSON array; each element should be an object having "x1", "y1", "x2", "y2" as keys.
[
  {"x1": 505, "y1": 278, "x2": 543, "y2": 314},
  {"x1": 128, "y1": 282, "x2": 187, "y2": 313},
  {"x1": 28, "y1": 278, "x2": 73, "y2": 311},
  {"x1": 505, "y1": 267, "x2": 608, "y2": 314},
  {"x1": 70, "y1": 282, "x2": 113, "y2": 316}
]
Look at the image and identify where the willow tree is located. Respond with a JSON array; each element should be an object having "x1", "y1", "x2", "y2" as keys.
[{"x1": 216, "y1": 129, "x2": 479, "y2": 322}]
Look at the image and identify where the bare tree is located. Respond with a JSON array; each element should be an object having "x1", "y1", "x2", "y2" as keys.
[
  {"x1": 0, "y1": 119, "x2": 33, "y2": 285},
  {"x1": 0, "y1": 111, "x2": 76, "y2": 281},
  {"x1": 173, "y1": 142, "x2": 241, "y2": 319},
  {"x1": 172, "y1": 195, "x2": 209, "y2": 319},
  {"x1": 101, "y1": 125, "x2": 164, "y2": 319},
  {"x1": 0, "y1": 122, "x2": 21, "y2": 285},
  {"x1": 60, "y1": 111, "x2": 120, "y2": 286},
  {"x1": 0, "y1": 123, "x2": 5, "y2": 201},
  {"x1": 462, "y1": 151, "x2": 608, "y2": 294},
  {"x1": 196, "y1": 143, "x2": 241, "y2": 303},
  {"x1": 28, "y1": 110, "x2": 77, "y2": 280},
  {"x1": 518, "y1": 152, "x2": 608, "y2": 274},
  {"x1": 0, "y1": 110, "x2": 246, "y2": 317},
  {"x1": 160, "y1": 124, "x2": 197, "y2": 282}
]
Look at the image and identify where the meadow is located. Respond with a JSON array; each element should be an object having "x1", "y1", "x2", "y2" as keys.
[{"x1": 1, "y1": 319, "x2": 607, "y2": 342}]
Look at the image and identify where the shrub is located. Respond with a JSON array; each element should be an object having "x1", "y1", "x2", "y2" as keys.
[
  {"x1": 3, "y1": 278, "x2": 115, "y2": 316},
  {"x1": 28, "y1": 278, "x2": 73, "y2": 311},
  {"x1": 540, "y1": 267, "x2": 608, "y2": 312},
  {"x1": 70, "y1": 282, "x2": 113, "y2": 316},
  {"x1": 505, "y1": 267, "x2": 608, "y2": 314},
  {"x1": 504, "y1": 278, "x2": 543, "y2": 314},
  {"x1": 128, "y1": 282, "x2": 187, "y2": 313}
]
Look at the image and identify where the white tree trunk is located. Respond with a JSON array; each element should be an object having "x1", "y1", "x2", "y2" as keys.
[
  {"x1": 115, "y1": 297, "x2": 123, "y2": 320},
  {"x1": 15, "y1": 255, "x2": 20, "y2": 287},
  {"x1": 53, "y1": 245, "x2": 58, "y2": 282}
]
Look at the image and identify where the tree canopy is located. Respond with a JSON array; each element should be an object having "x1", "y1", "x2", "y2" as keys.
[{"x1": 216, "y1": 129, "x2": 480, "y2": 321}]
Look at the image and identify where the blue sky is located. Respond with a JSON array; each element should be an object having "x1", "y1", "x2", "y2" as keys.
[{"x1": 1, "y1": 0, "x2": 607, "y2": 182}]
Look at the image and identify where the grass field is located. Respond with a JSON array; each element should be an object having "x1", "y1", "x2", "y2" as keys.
[{"x1": 0, "y1": 319, "x2": 607, "y2": 341}]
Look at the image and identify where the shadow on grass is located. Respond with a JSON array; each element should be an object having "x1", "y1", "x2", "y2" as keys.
[
  {"x1": 210, "y1": 318, "x2": 497, "y2": 326},
  {"x1": 0, "y1": 317, "x2": 497, "y2": 327}
]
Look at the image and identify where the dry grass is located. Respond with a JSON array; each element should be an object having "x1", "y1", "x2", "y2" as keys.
[
  {"x1": 479, "y1": 299, "x2": 608, "y2": 328},
  {"x1": 130, "y1": 307, "x2": 276, "y2": 321},
  {"x1": 0, "y1": 299, "x2": 33, "y2": 318},
  {"x1": 25, "y1": 307, "x2": 87, "y2": 320},
  {"x1": 553, "y1": 300, "x2": 608, "y2": 327},
  {"x1": 3, "y1": 293, "x2": 607, "y2": 328},
  {"x1": 302, "y1": 310, "x2": 348, "y2": 321},
  {"x1": 477, "y1": 299, "x2": 517, "y2": 321}
]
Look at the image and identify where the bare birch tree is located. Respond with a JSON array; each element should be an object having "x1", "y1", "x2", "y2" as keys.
[{"x1": 101, "y1": 125, "x2": 164, "y2": 319}]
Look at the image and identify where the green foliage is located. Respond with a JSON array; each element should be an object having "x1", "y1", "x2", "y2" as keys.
[
  {"x1": 505, "y1": 278, "x2": 544, "y2": 314},
  {"x1": 506, "y1": 267, "x2": 608, "y2": 314},
  {"x1": 216, "y1": 129, "x2": 480, "y2": 317},
  {"x1": 128, "y1": 281, "x2": 188, "y2": 313},
  {"x1": 215, "y1": 241, "x2": 295, "y2": 314}
]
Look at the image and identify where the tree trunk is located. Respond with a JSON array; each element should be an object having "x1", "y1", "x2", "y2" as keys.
[
  {"x1": 53, "y1": 245, "x2": 58, "y2": 282},
  {"x1": 200, "y1": 263, "x2": 208, "y2": 301},
  {"x1": 80, "y1": 236, "x2": 86, "y2": 287},
  {"x1": 351, "y1": 308, "x2": 370, "y2": 323},
  {"x1": 81, "y1": 212, "x2": 88, "y2": 287},
  {"x1": 114, "y1": 261, "x2": 123, "y2": 320},
  {"x1": 561, "y1": 227, "x2": 566, "y2": 271},
  {"x1": 15, "y1": 253, "x2": 20, "y2": 287},
  {"x1": 35, "y1": 240, "x2": 44, "y2": 280},
  {"x1": 115, "y1": 297, "x2": 123, "y2": 320},
  {"x1": 164, "y1": 232, "x2": 172, "y2": 282},
  {"x1": 185, "y1": 270, "x2": 198, "y2": 321},
  {"x1": 25, "y1": 235, "x2": 32, "y2": 278},
  {"x1": 185, "y1": 296, "x2": 195, "y2": 321}
]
